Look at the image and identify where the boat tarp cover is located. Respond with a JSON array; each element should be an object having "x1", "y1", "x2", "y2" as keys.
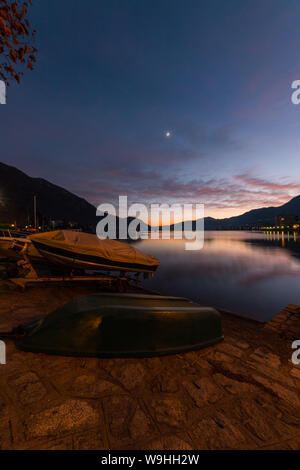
[
  {"x1": 29, "y1": 230, "x2": 159, "y2": 271},
  {"x1": 15, "y1": 294, "x2": 223, "y2": 357}
]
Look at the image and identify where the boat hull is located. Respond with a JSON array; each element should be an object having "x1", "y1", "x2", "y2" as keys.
[
  {"x1": 16, "y1": 294, "x2": 224, "y2": 357},
  {"x1": 33, "y1": 242, "x2": 157, "y2": 273},
  {"x1": 29, "y1": 231, "x2": 159, "y2": 273}
]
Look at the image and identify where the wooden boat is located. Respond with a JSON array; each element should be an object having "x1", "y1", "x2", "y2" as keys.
[
  {"x1": 29, "y1": 230, "x2": 159, "y2": 274},
  {"x1": 12, "y1": 294, "x2": 223, "y2": 357}
]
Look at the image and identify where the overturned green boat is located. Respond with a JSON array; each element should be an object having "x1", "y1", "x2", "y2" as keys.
[{"x1": 14, "y1": 294, "x2": 223, "y2": 357}]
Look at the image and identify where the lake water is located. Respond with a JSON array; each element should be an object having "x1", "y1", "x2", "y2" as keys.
[{"x1": 139, "y1": 231, "x2": 300, "y2": 322}]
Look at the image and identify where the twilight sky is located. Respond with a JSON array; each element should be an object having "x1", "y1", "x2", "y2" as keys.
[{"x1": 1, "y1": 0, "x2": 300, "y2": 219}]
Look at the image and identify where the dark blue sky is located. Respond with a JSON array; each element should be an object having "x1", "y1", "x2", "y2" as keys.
[{"x1": 1, "y1": 0, "x2": 300, "y2": 218}]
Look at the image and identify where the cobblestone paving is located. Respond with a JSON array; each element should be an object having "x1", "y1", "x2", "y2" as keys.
[{"x1": 0, "y1": 285, "x2": 300, "y2": 450}]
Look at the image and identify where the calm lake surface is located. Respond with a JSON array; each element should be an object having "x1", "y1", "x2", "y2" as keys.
[{"x1": 139, "y1": 231, "x2": 300, "y2": 322}]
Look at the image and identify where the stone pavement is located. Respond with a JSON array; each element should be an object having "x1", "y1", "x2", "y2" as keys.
[{"x1": 0, "y1": 285, "x2": 300, "y2": 450}]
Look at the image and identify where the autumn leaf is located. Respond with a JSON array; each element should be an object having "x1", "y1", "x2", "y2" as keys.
[{"x1": 0, "y1": 0, "x2": 37, "y2": 85}]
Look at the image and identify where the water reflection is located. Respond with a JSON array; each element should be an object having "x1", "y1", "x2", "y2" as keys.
[{"x1": 139, "y1": 231, "x2": 300, "y2": 322}]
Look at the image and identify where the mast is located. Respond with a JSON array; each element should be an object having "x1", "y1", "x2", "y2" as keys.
[{"x1": 34, "y1": 195, "x2": 37, "y2": 229}]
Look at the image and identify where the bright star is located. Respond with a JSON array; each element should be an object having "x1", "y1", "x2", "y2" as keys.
[{"x1": 165, "y1": 131, "x2": 171, "y2": 137}]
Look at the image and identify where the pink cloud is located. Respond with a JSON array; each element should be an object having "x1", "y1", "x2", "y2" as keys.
[{"x1": 68, "y1": 167, "x2": 300, "y2": 219}]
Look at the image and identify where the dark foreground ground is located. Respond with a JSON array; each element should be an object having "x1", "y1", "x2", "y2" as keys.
[{"x1": 0, "y1": 282, "x2": 300, "y2": 450}]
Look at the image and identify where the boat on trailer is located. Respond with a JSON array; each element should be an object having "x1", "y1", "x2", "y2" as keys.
[
  {"x1": 7, "y1": 293, "x2": 223, "y2": 357},
  {"x1": 28, "y1": 230, "x2": 159, "y2": 274}
]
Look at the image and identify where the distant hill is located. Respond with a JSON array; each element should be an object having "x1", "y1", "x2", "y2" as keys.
[
  {"x1": 164, "y1": 195, "x2": 300, "y2": 230},
  {"x1": 0, "y1": 162, "x2": 149, "y2": 233},
  {"x1": 205, "y1": 195, "x2": 300, "y2": 229},
  {"x1": 0, "y1": 162, "x2": 98, "y2": 228},
  {"x1": 208, "y1": 195, "x2": 300, "y2": 228}
]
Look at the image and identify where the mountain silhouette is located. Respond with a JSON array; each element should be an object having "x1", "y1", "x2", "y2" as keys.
[
  {"x1": 0, "y1": 162, "x2": 98, "y2": 228},
  {"x1": 1, "y1": 162, "x2": 299, "y2": 230},
  {"x1": 165, "y1": 196, "x2": 300, "y2": 230},
  {"x1": 204, "y1": 195, "x2": 300, "y2": 229},
  {"x1": 0, "y1": 162, "x2": 149, "y2": 233}
]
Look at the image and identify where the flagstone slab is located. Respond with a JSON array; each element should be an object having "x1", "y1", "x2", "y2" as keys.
[{"x1": 0, "y1": 286, "x2": 300, "y2": 449}]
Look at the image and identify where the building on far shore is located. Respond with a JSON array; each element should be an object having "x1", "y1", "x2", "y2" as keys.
[
  {"x1": 275, "y1": 215, "x2": 298, "y2": 228},
  {"x1": 258, "y1": 215, "x2": 299, "y2": 233}
]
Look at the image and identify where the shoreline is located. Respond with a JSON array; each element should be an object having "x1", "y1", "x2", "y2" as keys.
[{"x1": 0, "y1": 283, "x2": 299, "y2": 449}]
